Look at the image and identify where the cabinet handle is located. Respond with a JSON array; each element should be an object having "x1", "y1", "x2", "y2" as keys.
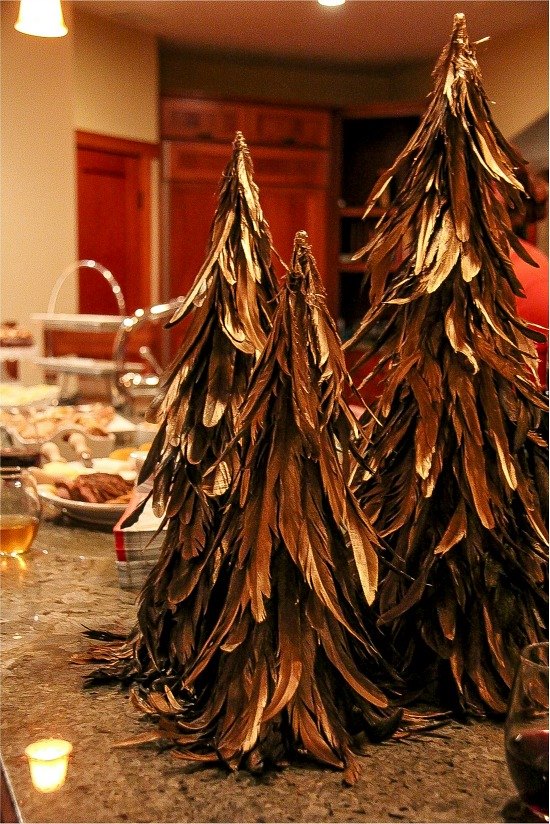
[{"x1": 197, "y1": 131, "x2": 214, "y2": 141}]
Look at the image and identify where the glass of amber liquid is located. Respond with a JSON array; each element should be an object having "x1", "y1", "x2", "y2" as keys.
[{"x1": 0, "y1": 466, "x2": 41, "y2": 555}]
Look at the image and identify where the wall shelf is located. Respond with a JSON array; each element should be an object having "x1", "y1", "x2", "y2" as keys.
[
  {"x1": 338, "y1": 260, "x2": 366, "y2": 274},
  {"x1": 335, "y1": 105, "x2": 423, "y2": 340}
]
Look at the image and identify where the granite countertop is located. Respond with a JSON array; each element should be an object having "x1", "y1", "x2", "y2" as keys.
[{"x1": 1, "y1": 517, "x2": 517, "y2": 824}]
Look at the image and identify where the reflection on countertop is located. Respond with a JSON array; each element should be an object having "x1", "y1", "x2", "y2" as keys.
[{"x1": 1, "y1": 520, "x2": 516, "y2": 824}]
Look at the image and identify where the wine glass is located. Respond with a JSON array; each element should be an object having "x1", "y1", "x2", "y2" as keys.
[{"x1": 505, "y1": 642, "x2": 549, "y2": 823}]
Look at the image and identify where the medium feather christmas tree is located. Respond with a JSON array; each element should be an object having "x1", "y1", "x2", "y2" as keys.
[
  {"x1": 346, "y1": 14, "x2": 548, "y2": 716},
  {"x1": 81, "y1": 131, "x2": 278, "y2": 682}
]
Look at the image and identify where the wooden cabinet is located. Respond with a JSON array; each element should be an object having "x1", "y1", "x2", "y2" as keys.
[
  {"x1": 247, "y1": 104, "x2": 330, "y2": 148},
  {"x1": 161, "y1": 98, "x2": 331, "y2": 149},
  {"x1": 161, "y1": 97, "x2": 427, "y2": 341},
  {"x1": 161, "y1": 98, "x2": 240, "y2": 143},
  {"x1": 161, "y1": 98, "x2": 334, "y2": 320},
  {"x1": 259, "y1": 185, "x2": 328, "y2": 281},
  {"x1": 336, "y1": 104, "x2": 423, "y2": 340}
]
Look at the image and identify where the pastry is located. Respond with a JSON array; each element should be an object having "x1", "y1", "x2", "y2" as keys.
[
  {"x1": 0, "y1": 402, "x2": 116, "y2": 440},
  {"x1": 0, "y1": 321, "x2": 33, "y2": 347}
]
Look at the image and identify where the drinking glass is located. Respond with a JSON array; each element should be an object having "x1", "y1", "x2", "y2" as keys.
[
  {"x1": 0, "y1": 466, "x2": 41, "y2": 555},
  {"x1": 505, "y1": 642, "x2": 549, "y2": 823}
]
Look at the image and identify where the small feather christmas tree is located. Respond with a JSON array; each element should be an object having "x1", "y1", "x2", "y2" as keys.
[
  {"x1": 346, "y1": 14, "x2": 548, "y2": 715},
  {"x1": 84, "y1": 231, "x2": 405, "y2": 783},
  {"x1": 144, "y1": 231, "x2": 405, "y2": 782}
]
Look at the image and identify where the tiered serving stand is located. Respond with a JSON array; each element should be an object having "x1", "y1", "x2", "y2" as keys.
[{"x1": 31, "y1": 260, "x2": 143, "y2": 405}]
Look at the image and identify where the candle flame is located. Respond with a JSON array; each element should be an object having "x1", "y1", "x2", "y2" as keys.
[{"x1": 25, "y1": 739, "x2": 72, "y2": 793}]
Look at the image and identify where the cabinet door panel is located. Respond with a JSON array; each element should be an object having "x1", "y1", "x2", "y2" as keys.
[
  {"x1": 165, "y1": 142, "x2": 329, "y2": 188},
  {"x1": 260, "y1": 187, "x2": 334, "y2": 317},
  {"x1": 168, "y1": 181, "x2": 217, "y2": 300},
  {"x1": 246, "y1": 104, "x2": 331, "y2": 148},
  {"x1": 165, "y1": 180, "x2": 218, "y2": 353},
  {"x1": 167, "y1": 182, "x2": 333, "y2": 320},
  {"x1": 164, "y1": 142, "x2": 232, "y2": 183},
  {"x1": 161, "y1": 98, "x2": 331, "y2": 149},
  {"x1": 161, "y1": 98, "x2": 239, "y2": 142},
  {"x1": 252, "y1": 146, "x2": 329, "y2": 188}
]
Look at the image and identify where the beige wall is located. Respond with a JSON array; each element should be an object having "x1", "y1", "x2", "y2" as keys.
[
  {"x1": 479, "y1": 24, "x2": 548, "y2": 142},
  {"x1": 1, "y1": 0, "x2": 78, "y2": 385},
  {"x1": 0, "y1": 4, "x2": 161, "y2": 385},
  {"x1": 73, "y1": 9, "x2": 161, "y2": 307},
  {"x1": 391, "y1": 24, "x2": 550, "y2": 144},
  {"x1": 386, "y1": 24, "x2": 549, "y2": 143},
  {"x1": 73, "y1": 10, "x2": 159, "y2": 142}
]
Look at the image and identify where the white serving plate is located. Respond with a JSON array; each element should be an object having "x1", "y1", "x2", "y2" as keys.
[
  {"x1": 1, "y1": 428, "x2": 117, "y2": 460},
  {"x1": 106, "y1": 413, "x2": 137, "y2": 434},
  {"x1": 34, "y1": 356, "x2": 143, "y2": 376},
  {"x1": 0, "y1": 346, "x2": 39, "y2": 363},
  {"x1": 38, "y1": 485, "x2": 128, "y2": 527},
  {"x1": 132, "y1": 421, "x2": 160, "y2": 445},
  {"x1": 39, "y1": 458, "x2": 137, "y2": 482},
  {"x1": 130, "y1": 449, "x2": 149, "y2": 472}
]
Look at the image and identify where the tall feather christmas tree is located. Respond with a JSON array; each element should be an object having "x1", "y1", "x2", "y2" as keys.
[{"x1": 346, "y1": 14, "x2": 548, "y2": 715}]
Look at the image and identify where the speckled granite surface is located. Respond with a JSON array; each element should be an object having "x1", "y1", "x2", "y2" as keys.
[{"x1": 1, "y1": 518, "x2": 517, "y2": 823}]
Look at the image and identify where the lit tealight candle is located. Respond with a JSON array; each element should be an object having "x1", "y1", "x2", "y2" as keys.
[{"x1": 24, "y1": 739, "x2": 72, "y2": 792}]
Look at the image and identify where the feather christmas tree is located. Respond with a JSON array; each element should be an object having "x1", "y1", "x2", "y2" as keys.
[
  {"x1": 84, "y1": 231, "x2": 406, "y2": 783},
  {"x1": 80, "y1": 131, "x2": 279, "y2": 682},
  {"x1": 346, "y1": 14, "x2": 548, "y2": 716}
]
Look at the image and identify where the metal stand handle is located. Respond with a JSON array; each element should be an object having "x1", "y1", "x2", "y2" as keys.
[
  {"x1": 44, "y1": 260, "x2": 127, "y2": 406},
  {"x1": 112, "y1": 298, "x2": 184, "y2": 405},
  {"x1": 47, "y1": 259, "x2": 126, "y2": 315}
]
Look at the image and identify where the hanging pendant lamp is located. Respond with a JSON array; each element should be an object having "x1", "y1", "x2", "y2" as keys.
[{"x1": 14, "y1": 0, "x2": 68, "y2": 38}]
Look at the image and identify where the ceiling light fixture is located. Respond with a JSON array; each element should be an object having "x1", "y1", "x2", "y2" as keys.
[
  {"x1": 318, "y1": 0, "x2": 345, "y2": 6},
  {"x1": 14, "y1": 0, "x2": 68, "y2": 38}
]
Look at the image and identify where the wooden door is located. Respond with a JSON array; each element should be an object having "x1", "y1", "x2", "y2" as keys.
[
  {"x1": 259, "y1": 186, "x2": 330, "y2": 303},
  {"x1": 77, "y1": 147, "x2": 141, "y2": 314},
  {"x1": 76, "y1": 130, "x2": 160, "y2": 315},
  {"x1": 164, "y1": 180, "x2": 217, "y2": 352},
  {"x1": 47, "y1": 133, "x2": 159, "y2": 364},
  {"x1": 167, "y1": 181, "x2": 217, "y2": 300}
]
